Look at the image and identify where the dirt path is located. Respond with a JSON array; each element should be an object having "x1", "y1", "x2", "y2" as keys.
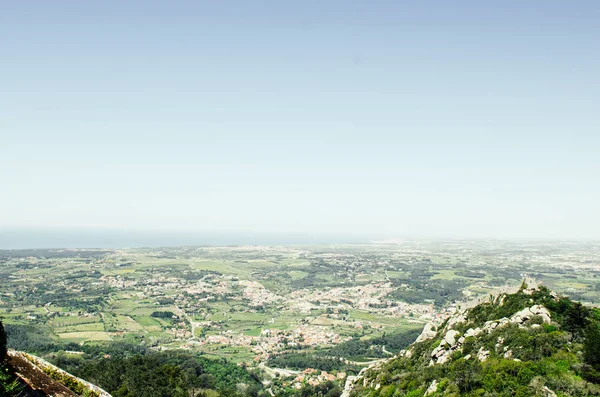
[{"x1": 175, "y1": 305, "x2": 196, "y2": 340}]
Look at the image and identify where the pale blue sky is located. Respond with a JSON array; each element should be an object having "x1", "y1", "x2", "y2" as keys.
[{"x1": 1, "y1": 1, "x2": 599, "y2": 242}]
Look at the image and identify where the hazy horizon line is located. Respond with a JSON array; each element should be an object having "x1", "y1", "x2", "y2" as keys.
[{"x1": 1, "y1": 227, "x2": 599, "y2": 250}]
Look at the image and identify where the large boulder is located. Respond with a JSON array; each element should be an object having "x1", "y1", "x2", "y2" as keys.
[
  {"x1": 511, "y1": 305, "x2": 552, "y2": 325},
  {"x1": 477, "y1": 347, "x2": 490, "y2": 362},
  {"x1": 444, "y1": 330, "x2": 460, "y2": 346},
  {"x1": 530, "y1": 305, "x2": 552, "y2": 323},
  {"x1": 416, "y1": 323, "x2": 437, "y2": 343}
]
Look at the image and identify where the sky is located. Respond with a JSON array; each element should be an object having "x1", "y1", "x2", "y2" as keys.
[{"x1": 1, "y1": 1, "x2": 600, "y2": 245}]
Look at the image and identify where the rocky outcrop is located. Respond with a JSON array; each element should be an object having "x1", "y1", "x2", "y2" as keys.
[
  {"x1": 415, "y1": 323, "x2": 437, "y2": 343},
  {"x1": 425, "y1": 303, "x2": 553, "y2": 366},
  {"x1": 345, "y1": 284, "x2": 561, "y2": 396},
  {"x1": 8, "y1": 350, "x2": 78, "y2": 397},
  {"x1": 424, "y1": 379, "x2": 438, "y2": 396},
  {"x1": 340, "y1": 375, "x2": 357, "y2": 397},
  {"x1": 542, "y1": 386, "x2": 558, "y2": 397},
  {"x1": 353, "y1": 300, "x2": 556, "y2": 393},
  {"x1": 477, "y1": 347, "x2": 490, "y2": 362},
  {"x1": 7, "y1": 350, "x2": 112, "y2": 397},
  {"x1": 512, "y1": 305, "x2": 552, "y2": 324},
  {"x1": 444, "y1": 329, "x2": 460, "y2": 346}
]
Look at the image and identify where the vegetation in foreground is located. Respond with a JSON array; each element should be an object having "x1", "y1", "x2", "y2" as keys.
[{"x1": 0, "y1": 320, "x2": 20, "y2": 396}]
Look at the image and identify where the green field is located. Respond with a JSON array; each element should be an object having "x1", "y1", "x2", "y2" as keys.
[
  {"x1": 58, "y1": 331, "x2": 113, "y2": 342},
  {"x1": 244, "y1": 328, "x2": 262, "y2": 336}
]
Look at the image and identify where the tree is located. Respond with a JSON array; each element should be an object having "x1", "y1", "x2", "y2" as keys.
[
  {"x1": 584, "y1": 323, "x2": 600, "y2": 367},
  {"x1": 583, "y1": 322, "x2": 600, "y2": 383},
  {"x1": 453, "y1": 359, "x2": 482, "y2": 393},
  {"x1": 0, "y1": 320, "x2": 7, "y2": 363},
  {"x1": 564, "y1": 302, "x2": 590, "y2": 340}
]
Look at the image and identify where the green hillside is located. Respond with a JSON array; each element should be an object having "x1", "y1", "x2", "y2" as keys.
[{"x1": 350, "y1": 285, "x2": 600, "y2": 396}]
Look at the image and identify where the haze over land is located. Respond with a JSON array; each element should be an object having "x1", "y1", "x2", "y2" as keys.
[{"x1": 0, "y1": 228, "x2": 372, "y2": 250}]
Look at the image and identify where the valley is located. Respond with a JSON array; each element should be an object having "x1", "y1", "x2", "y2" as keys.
[{"x1": 2, "y1": 241, "x2": 600, "y2": 395}]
